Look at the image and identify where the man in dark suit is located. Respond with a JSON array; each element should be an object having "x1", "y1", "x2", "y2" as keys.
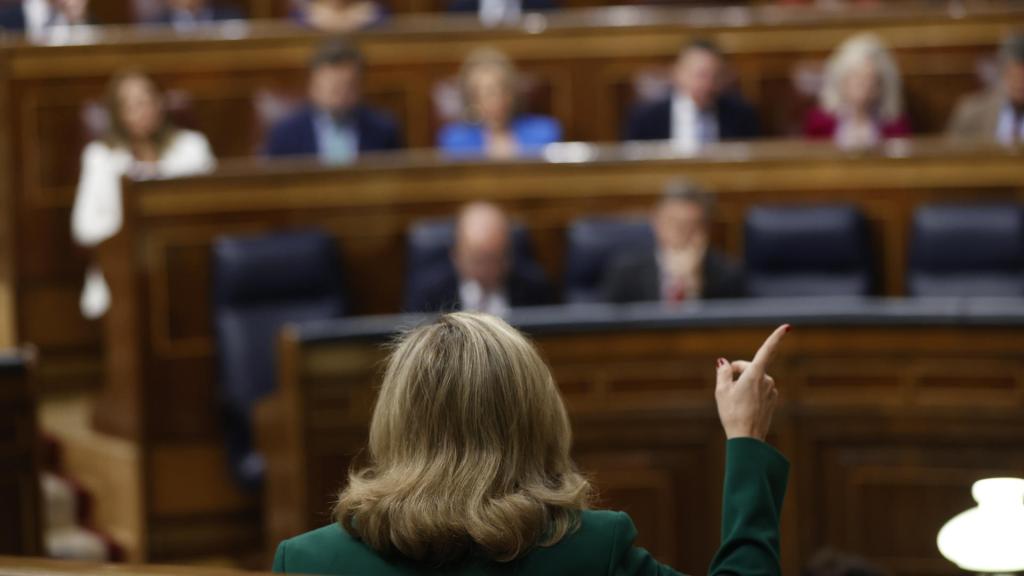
[
  {"x1": 623, "y1": 39, "x2": 759, "y2": 148},
  {"x1": 0, "y1": 1, "x2": 26, "y2": 30},
  {"x1": 264, "y1": 40, "x2": 402, "y2": 164},
  {"x1": 601, "y1": 180, "x2": 744, "y2": 303},
  {"x1": 408, "y1": 202, "x2": 555, "y2": 315},
  {"x1": 146, "y1": 0, "x2": 245, "y2": 29},
  {"x1": 948, "y1": 34, "x2": 1024, "y2": 145}
]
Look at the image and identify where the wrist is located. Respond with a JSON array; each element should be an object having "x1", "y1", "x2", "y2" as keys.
[{"x1": 724, "y1": 426, "x2": 765, "y2": 441}]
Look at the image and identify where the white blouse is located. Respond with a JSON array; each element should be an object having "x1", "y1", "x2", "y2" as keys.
[{"x1": 71, "y1": 129, "x2": 216, "y2": 318}]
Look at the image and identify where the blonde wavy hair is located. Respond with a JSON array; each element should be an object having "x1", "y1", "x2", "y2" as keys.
[
  {"x1": 458, "y1": 46, "x2": 522, "y2": 122},
  {"x1": 820, "y1": 32, "x2": 904, "y2": 122},
  {"x1": 334, "y1": 312, "x2": 593, "y2": 565}
]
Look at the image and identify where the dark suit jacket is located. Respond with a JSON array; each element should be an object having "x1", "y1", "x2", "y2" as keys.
[
  {"x1": 601, "y1": 249, "x2": 745, "y2": 303},
  {"x1": 448, "y1": 0, "x2": 558, "y2": 12},
  {"x1": 947, "y1": 89, "x2": 1004, "y2": 142},
  {"x1": 264, "y1": 105, "x2": 403, "y2": 158},
  {"x1": 149, "y1": 4, "x2": 246, "y2": 24},
  {"x1": 0, "y1": 4, "x2": 25, "y2": 30},
  {"x1": 273, "y1": 438, "x2": 789, "y2": 575},
  {"x1": 406, "y1": 263, "x2": 556, "y2": 313},
  {"x1": 622, "y1": 93, "x2": 760, "y2": 141}
]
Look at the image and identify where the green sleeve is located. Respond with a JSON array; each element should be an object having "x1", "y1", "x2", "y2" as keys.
[
  {"x1": 608, "y1": 511, "x2": 685, "y2": 576},
  {"x1": 709, "y1": 438, "x2": 790, "y2": 576},
  {"x1": 272, "y1": 540, "x2": 287, "y2": 572}
]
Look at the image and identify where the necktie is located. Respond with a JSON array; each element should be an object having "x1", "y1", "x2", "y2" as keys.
[{"x1": 667, "y1": 279, "x2": 687, "y2": 303}]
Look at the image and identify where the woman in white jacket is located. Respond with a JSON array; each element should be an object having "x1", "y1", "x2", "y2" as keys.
[{"x1": 71, "y1": 71, "x2": 215, "y2": 319}]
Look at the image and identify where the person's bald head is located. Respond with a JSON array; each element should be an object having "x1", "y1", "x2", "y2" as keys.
[{"x1": 452, "y1": 202, "x2": 512, "y2": 292}]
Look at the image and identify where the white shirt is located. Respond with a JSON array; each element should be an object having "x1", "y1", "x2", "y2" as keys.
[
  {"x1": 996, "y1": 105, "x2": 1024, "y2": 146},
  {"x1": 657, "y1": 250, "x2": 703, "y2": 302},
  {"x1": 670, "y1": 92, "x2": 718, "y2": 153},
  {"x1": 71, "y1": 129, "x2": 216, "y2": 318},
  {"x1": 22, "y1": 0, "x2": 51, "y2": 39},
  {"x1": 22, "y1": 0, "x2": 93, "y2": 44},
  {"x1": 478, "y1": 0, "x2": 521, "y2": 27},
  {"x1": 312, "y1": 111, "x2": 359, "y2": 165},
  {"x1": 458, "y1": 280, "x2": 509, "y2": 317}
]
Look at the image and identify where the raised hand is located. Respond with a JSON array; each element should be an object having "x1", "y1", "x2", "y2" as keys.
[{"x1": 714, "y1": 325, "x2": 790, "y2": 441}]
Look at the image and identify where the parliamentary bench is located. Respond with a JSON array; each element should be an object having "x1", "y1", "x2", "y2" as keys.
[
  {"x1": 3, "y1": 2, "x2": 1024, "y2": 396},
  {"x1": 262, "y1": 296, "x2": 1024, "y2": 576},
  {"x1": 66, "y1": 139, "x2": 1024, "y2": 561},
  {"x1": 0, "y1": 351, "x2": 41, "y2": 557}
]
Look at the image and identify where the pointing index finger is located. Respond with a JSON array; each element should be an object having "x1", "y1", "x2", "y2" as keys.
[{"x1": 750, "y1": 324, "x2": 790, "y2": 373}]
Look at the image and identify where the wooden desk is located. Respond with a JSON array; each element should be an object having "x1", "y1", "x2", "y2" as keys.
[
  {"x1": 98, "y1": 139, "x2": 1024, "y2": 561},
  {"x1": 3, "y1": 2, "x2": 1024, "y2": 393},
  {"x1": 264, "y1": 301, "x2": 1024, "y2": 576},
  {"x1": 0, "y1": 351, "x2": 41, "y2": 556}
]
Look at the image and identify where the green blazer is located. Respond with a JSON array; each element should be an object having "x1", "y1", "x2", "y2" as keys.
[{"x1": 273, "y1": 438, "x2": 789, "y2": 575}]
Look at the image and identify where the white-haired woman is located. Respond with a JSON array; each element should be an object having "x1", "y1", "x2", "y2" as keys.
[
  {"x1": 273, "y1": 312, "x2": 791, "y2": 575},
  {"x1": 804, "y1": 33, "x2": 910, "y2": 149}
]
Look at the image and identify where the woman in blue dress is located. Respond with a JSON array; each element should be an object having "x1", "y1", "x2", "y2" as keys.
[{"x1": 439, "y1": 47, "x2": 562, "y2": 158}]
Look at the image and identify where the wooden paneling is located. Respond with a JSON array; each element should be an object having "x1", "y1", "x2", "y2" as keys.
[
  {"x1": 0, "y1": 351, "x2": 41, "y2": 556},
  {"x1": 0, "y1": 48, "x2": 12, "y2": 350},
  {"x1": 95, "y1": 140, "x2": 1024, "y2": 561},
  {"x1": 3, "y1": 4, "x2": 1024, "y2": 394},
  {"x1": 264, "y1": 323, "x2": 1024, "y2": 576},
  {"x1": 0, "y1": 556, "x2": 278, "y2": 576}
]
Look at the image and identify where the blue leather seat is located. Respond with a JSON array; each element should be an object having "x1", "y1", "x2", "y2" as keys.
[
  {"x1": 402, "y1": 218, "x2": 536, "y2": 310},
  {"x1": 744, "y1": 205, "x2": 872, "y2": 297},
  {"x1": 212, "y1": 230, "x2": 346, "y2": 488},
  {"x1": 563, "y1": 217, "x2": 655, "y2": 303},
  {"x1": 909, "y1": 204, "x2": 1024, "y2": 296}
]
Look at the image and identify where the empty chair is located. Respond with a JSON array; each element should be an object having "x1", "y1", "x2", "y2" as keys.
[
  {"x1": 563, "y1": 216, "x2": 655, "y2": 303},
  {"x1": 909, "y1": 204, "x2": 1024, "y2": 297},
  {"x1": 212, "y1": 230, "x2": 346, "y2": 489},
  {"x1": 744, "y1": 205, "x2": 872, "y2": 297},
  {"x1": 402, "y1": 217, "x2": 541, "y2": 311}
]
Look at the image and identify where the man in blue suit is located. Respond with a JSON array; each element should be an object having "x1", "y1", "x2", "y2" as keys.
[
  {"x1": 265, "y1": 40, "x2": 403, "y2": 164},
  {"x1": 623, "y1": 39, "x2": 759, "y2": 149}
]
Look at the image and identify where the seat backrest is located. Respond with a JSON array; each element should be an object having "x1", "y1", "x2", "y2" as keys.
[
  {"x1": 563, "y1": 216, "x2": 655, "y2": 303},
  {"x1": 909, "y1": 203, "x2": 1024, "y2": 297},
  {"x1": 403, "y1": 218, "x2": 536, "y2": 310},
  {"x1": 744, "y1": 204, "x2": 872, "y2": 297},
  {"x1": 212, "y1": 229, "x2": 346, "y2": 487}
]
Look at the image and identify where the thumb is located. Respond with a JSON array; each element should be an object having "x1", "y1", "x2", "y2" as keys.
[{"x1": 715, "y1": 357, "x2": 733, "y2": 390}]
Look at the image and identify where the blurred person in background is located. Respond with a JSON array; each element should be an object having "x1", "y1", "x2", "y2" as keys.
[
  {"x1": 71, "y1": 72, "x2": 215, "y2": 319},
  {"x1": 948, "y1": 34, "x2": 1024, "y2": 145},
  {"x1": 144, "y1": 0, "x2": 245, "y2": 30},
  {"x1": 804, "y1": 33, "x2": 909, "y2": 149},
  {"x1": 292, "y1": 0, "x2": 383, "y2": 33},
  {"x1": 439, "y1": 48, "x2": 561, "y2": 159},
  {"x1": 448, "y1": 0, "x2": 557, "y2": 28},
  {"x1": 602, "y1": 180, "x2": 744, "y2": 304},
  {"x1": 264, "y1": 40, "x2": 402, "y2": 164},
  {"x1": 623, "y1": 39, "x2": 759, "y2": 150},
  {"x1": 0, "y1": 0, "x2": 90, "y2": 39},
  {"x1": 407, "y1": 202, "x2": 555, "y2": 315}
]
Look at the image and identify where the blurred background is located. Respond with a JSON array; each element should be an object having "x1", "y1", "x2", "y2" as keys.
[{"x1": 1, "y1": 0, "x2": 1023, "y2": 575}]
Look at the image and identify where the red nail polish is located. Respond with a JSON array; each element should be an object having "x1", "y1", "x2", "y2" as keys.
[
  {"x1": 717, "y1": 358, "x2": 726, "y2": 367},
  {"x1": 784, "y1": 325, "x2": 792, "y2": 333}
]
